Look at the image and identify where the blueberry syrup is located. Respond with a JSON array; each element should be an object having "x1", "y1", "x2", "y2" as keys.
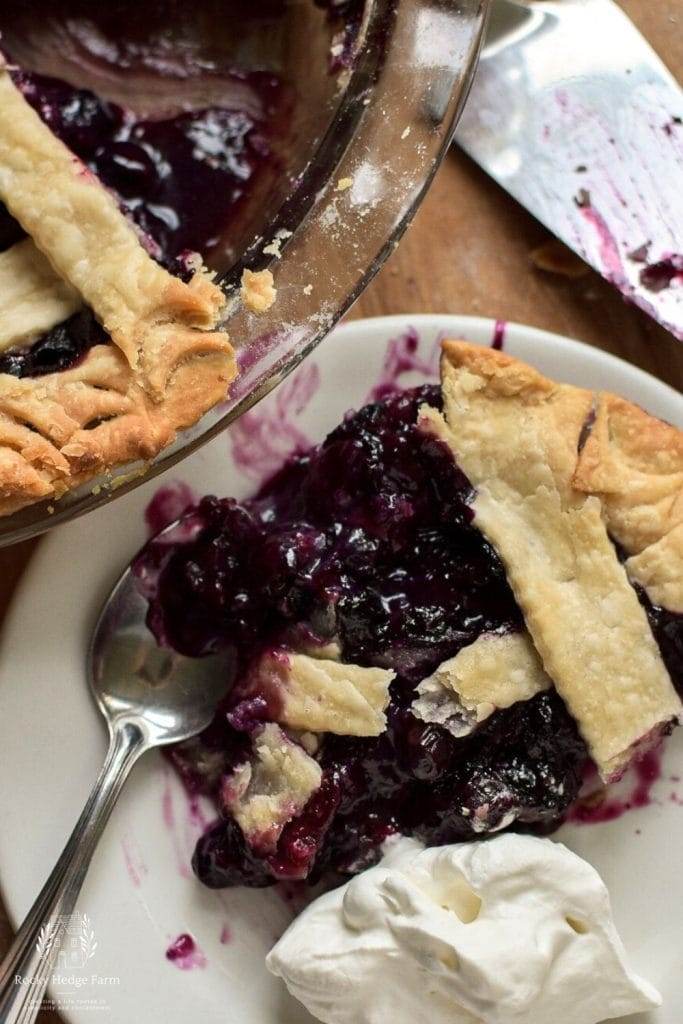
[
  {"x1": 643, "y1": 605, "x2": 683, "y2": 712},
  {"x1": 9, "y1": 68, "x2": 280, "y2": 267},
  {"x1": 137, "y1": 386, "x2": 596, "y2": 887},
  {"x1": 567, "y1": 748, "x2": 664, "y2": 826},
  {"x1": 165, "y1": 933, "x2": 207, "y2": 970}
]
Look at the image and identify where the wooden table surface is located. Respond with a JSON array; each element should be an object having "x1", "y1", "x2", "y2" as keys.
[{"x1": 0, "y1": 2, "x2": 681, "y2": 1020}]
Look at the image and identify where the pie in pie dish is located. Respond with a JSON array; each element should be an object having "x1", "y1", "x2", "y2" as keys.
[
  {"x1": 0, "y1": 0, "x2": 371, "y2": 518},
  {"x1": 136, "y1": 340, "x2": 683, "y2": 887},
  {"x1": 0, "y1": 58, "x2": 243, "y2": 516}
]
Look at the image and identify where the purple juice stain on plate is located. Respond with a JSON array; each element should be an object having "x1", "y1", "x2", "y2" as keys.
[
  {"x1": 365, "y1": 328, "x2": 441, "y2": 402},
  {"x1": 145, "y1": 481, "x2": 199, "y2": 536},
  {"x1": 160, "y1": 770, "x2": 193, "y2": 881},
  {"x1": 491, "y1": 320, "x2": 506, "y2": 351},
  {"x1": 188, "y1": 794, "x2": 213, "y2": 832},
  {"x1": 566, "y1": 747, "x2": 664, "y2": 826},
  {"x1": 229, "y1": 362, "x2": 320, "y2": 483},
  {"x1": 165, "y1": 933, "x2": 207, "y2": 970},
  {"x1": 121, "y1": 835, "x2": 148, "y2": 889},
  {"x1": 159, "y1": 766, "x2": 219, "y2": 880},
  {"x1": 219, "y1": 925, "x2": 232, "y2": 945}
]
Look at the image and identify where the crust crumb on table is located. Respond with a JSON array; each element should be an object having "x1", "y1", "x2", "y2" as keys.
[
  {"x1": 240, "y1": 269, "x2": 277, "y2": 313},
  {"x1": 530, "y1": 239, "x2": 590, "y2": 279}
]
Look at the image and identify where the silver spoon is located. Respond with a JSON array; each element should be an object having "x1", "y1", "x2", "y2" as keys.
[{"x1": 0, "y1": 524, "x2": 232, "y2": 1024}]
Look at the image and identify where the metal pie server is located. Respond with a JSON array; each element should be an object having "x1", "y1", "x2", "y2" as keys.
[{"x1": 456, "y1": 0, "x2": 683, "y2": 340}]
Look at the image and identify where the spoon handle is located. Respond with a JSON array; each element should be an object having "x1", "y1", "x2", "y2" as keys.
[{"x1": 0, "y1": 719, "x2": 148, "y2": 1024}]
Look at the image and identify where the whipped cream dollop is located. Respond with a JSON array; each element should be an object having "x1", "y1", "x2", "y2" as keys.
[{"x1": 267, "y1": 834, "x2": 660, "y2": 1024}]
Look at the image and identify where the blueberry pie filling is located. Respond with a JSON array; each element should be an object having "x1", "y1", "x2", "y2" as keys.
[{"x1": 137, "y1": 348, "x2": 683, "y2": 888}]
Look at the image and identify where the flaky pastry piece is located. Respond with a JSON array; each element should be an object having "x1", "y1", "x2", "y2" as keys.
[
  {"x1": 244, "y1": 650, "x2": 395, "y2": 736},
  {"x1": 0, "y1": 67, "x2": 236, "y2": 516},
  {"x1": 221, "y1": 724, "x2": 322, "y2": 855},
  {"x1": 574, "y1": 393, "x2": 683, "y2": 613},
  {"x1": 240, "y1": 269, "x2": 277, "y2": 314},
  {"x1": 412, "y1": 632, "x2": 551, "y2": 738},
  {"x1": 421, "y1": 341, "x2": 681, "y2": 782}
]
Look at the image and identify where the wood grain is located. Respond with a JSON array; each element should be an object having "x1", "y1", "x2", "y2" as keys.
[{"x1": 0, "y1": 2, "x2": 681, "y2": 1021}]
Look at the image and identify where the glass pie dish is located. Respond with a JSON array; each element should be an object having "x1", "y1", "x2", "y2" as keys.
[{"x1": 0, "y1": 0, "x2": 489, "y2": 545}]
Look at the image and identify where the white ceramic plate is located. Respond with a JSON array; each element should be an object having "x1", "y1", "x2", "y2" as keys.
[{"x1": 0, "y1": 315, "x2": 682, "y2": 1024}]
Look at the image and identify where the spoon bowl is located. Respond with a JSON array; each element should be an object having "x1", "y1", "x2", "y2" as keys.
[
  {"x1": 89, "y1": 530, "x2": 233, "y2": 746},
  {"x1": 0, "y1": 517, "x2": 232, "y2": 1024}
]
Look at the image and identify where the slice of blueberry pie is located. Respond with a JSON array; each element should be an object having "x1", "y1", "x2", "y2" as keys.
[
  {"x1": 423, "y1": 342, "x2": 682, "y2": 782},
  {"x1": 137, "y1": 341, "x2": 683, "y2": 889}
]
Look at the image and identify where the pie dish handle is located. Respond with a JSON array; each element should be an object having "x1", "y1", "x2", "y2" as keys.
[{"x1": 0, "y1": 720, "x2": 147, "y2": 1023}]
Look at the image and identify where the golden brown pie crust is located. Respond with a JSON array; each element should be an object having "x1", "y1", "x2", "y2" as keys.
[
  {"x1": 412, "y1": 632, "x2": 552, "y2": 737},
  {"x1": 0, "y1": 66, "x2": 236, "y2": 517},
  {"x1": 424, "y1": 341, "x2": 682, "y2": 781},
  {"x1": 574, "y1": 392, "x2": 683, "y2": 613}
]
